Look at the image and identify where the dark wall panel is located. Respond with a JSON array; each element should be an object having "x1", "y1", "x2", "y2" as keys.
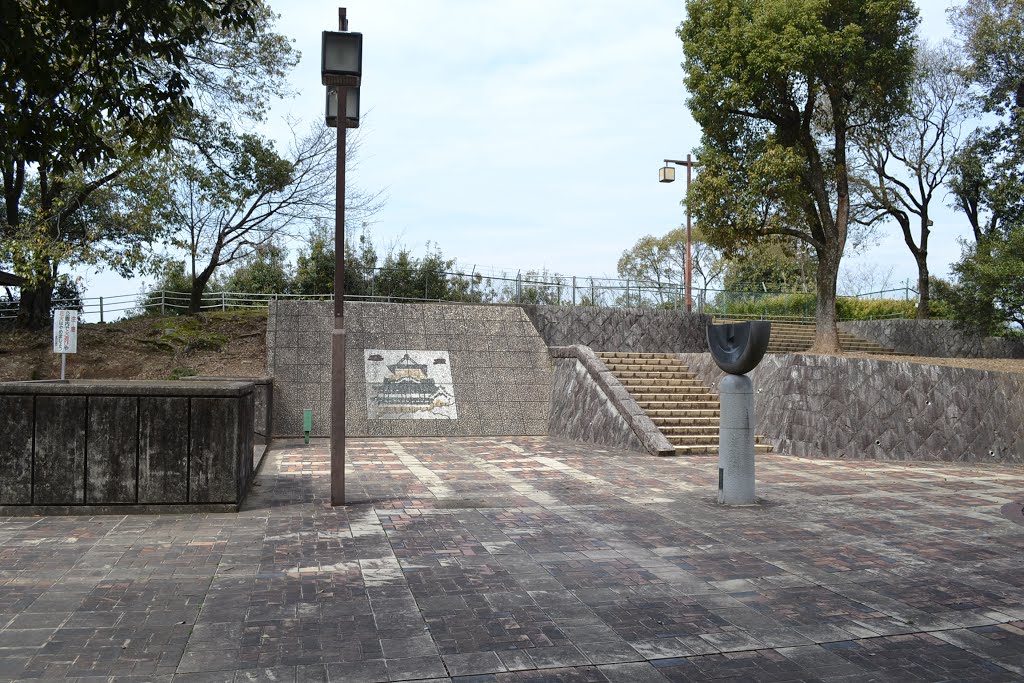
[
  {"x1": 87, "y1": 396, "x2": 138, "y2": 504},
  {"x1": 0, "y1": 395, "x2": 34, "y2": 504},
  {"x1": 138, "y1": 397, "x2": 189, "y2": 503},
  {"x1": 34, "y1": 396, "x2": 87, "y2": 504},
  {"x1": 190, "y1": 397, "x2": 239, "y2": 502}
]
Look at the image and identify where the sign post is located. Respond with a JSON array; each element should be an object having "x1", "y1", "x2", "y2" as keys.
[{"x1": 53, "y1": 310, "x2": 78, "y2": 379}]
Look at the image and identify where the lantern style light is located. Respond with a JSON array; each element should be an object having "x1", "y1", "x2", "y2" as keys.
[
  {"x1": 326, "y1": 87, "x2": 360, "y2": 128},
  {"x1": 321, "y1": 31, "x2": 363, "y2": 86},
  {"x1": 659, "y1": 164, "x2": 676, "y2": 183}
]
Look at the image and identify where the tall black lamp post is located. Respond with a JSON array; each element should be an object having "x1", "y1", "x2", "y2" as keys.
[
  {"x1": 659, "y1": 155, "x2": 698, "y2": 313},
  {"x1": 322, "y1": 7, "x2": 362, "y2": 506}
]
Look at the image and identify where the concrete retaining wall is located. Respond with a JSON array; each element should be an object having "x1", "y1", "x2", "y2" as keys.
[
  {"x1": 268, "y1": 301, "x2": 552, "y2": 438},
  {"x1": 0, "y1": 380, "x2": 256, "y2": 513},
  {"x1": 549, "y1": 346, "x2": 674, "y2": 456},
  {"x1": 522, "y1": 305, "x2": 709, "y2": 352},
  {"x1": 678, "y1": 352, "x2": 1024, "y2": 464},
  {"x1": 192, "y1": 376, "x2": 272, "y2": 444},
  {"x1": 839, "y1": 319, "x2": 1024, "y2": 358}
]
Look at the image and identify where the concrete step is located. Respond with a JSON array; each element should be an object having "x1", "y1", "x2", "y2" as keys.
[
  {"x1": 669, "y1": 443, "x2": 775, "y2": 455},
  {"x1": 602, "y1": 363, "x2": 692, "y2": 374},
  {"x1": 713, "y1": 319, "x2": 899, "y2": 355},
  {"x1": 596, "y1": 352, "x2": 676, "y2": 359},
  {"x1": 652, "y1": 413, "x2": 722, "y2": 423},
  {"x1": 618, "y1": 380, "x2": 706, "y2": 390},
  {"x1": 632, "y1": 391, "x2": 716, "y2": 402},
  {"x1": 601, "y1": 358, "x2": 684, "y2": 368},
  {"x1": 593, "y1": 349, "x2": 773, "y2": 457},
  {"x1": 658, "y1": 418, "x2": 719, "y2": 428},
  {"x1": 636, "y1": 401, "x2": 719, "y2": 411},
  {"x1": 659, "y1": 425, "x2": 720, "y2": 436},
  {"x1": 648, "y1": 408, "x2": 722, "y2": 419},
  {"x1": 614, "y1": 370, "x2": 699, "y2": 381}
]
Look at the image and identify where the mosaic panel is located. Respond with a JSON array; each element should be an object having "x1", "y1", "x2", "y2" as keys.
[{"x1": 364, "y1": 350, "x2": 457, "y2": 420}]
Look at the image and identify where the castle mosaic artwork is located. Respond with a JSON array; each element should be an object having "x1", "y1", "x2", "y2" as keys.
[{"x1": 364, "y1": 350, "x2": 458, "y2": 420}]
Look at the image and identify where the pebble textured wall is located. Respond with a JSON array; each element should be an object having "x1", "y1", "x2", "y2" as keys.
[
  {"x1": 677, "y1": 352, "x2": 1024, "y2": 464},
  {"x1": 549, "y1": 346, "x2": 675, "y2": 456},
  {"x1": 268, "y1": 302, "x2": 552, "y2": 438},
  {"x1": 839, "y1": 319, "x2": 1024, "y2": 358},
  {"x1": 521, "y1": 305, "x2": 710, "y2": 352}
]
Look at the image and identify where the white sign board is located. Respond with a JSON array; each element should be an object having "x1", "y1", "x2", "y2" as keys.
[{"x1": 53, "y1": 310, "x2": 79, "y2": 354}]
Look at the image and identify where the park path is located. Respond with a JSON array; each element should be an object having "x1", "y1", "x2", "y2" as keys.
[{"x1": 1, "y1": 436, "x2": 1023, "y2": 681}]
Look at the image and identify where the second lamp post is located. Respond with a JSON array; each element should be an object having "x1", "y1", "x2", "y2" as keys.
[{"x1": 659, "y1": 155, "x2": 698, "y2": 313}]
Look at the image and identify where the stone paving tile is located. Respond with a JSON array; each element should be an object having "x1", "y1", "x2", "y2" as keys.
[{"x1": 0, "y1": 436, "x2": 1022, "y2": 682}]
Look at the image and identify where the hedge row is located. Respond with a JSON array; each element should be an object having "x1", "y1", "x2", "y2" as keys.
[{"x1": 707, "y1": 292, "x2": 950, "y2": 320}]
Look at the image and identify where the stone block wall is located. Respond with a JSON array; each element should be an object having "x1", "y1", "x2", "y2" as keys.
[
  {"x1": 839, "y1": 319, "x2": 1024, "y2": 358},
  {"x1": 521, "y1": 305, "x2": 710, "y2": 352},
  {"x1": 268, "y1": 301, "x2": 553, "y2": 437},
  {"x1": 677, "y1": 352, "x2": 1024, "y2": 464},
  {"x1": 548, "y1": 346, "x2": 674, "y2": 456},
  {"x1": 0, "y1": 380, "x2": 255, "y2": 513}
]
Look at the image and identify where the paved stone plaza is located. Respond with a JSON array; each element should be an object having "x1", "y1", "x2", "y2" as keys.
[{"x1": 1, "y1": 437, "x2": 1024, "y2": 682}]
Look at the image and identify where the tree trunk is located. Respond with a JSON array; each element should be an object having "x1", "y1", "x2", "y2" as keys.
[
  {"x1": 810, "y1": 247, "x2": 841, "y2": 353},
  {"x1": 916, "y1": 254, "x2": 929, "y2": 319},
  {"x1": 16, "y1": 268, "x2": 54, "y2": 330},
  {"x1": 189, "y1": 270, "x2": 214, "y2": 314}
]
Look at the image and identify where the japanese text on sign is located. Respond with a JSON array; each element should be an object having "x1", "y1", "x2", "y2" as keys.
[{"x1": 53, "y1": 309, "x2": 78, "y2": 354}]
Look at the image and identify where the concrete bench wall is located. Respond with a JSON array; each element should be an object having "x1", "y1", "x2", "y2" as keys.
[{"x1": 0, "y1": 380, "x2": 255, "y2": 513}]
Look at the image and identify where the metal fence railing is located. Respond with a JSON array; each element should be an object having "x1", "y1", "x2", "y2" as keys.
[
  {"x1": 851, "y1": 286, "x2": 918, "y2": 300},
  {"x1": 0, "y1": 269, "x2": 923, "y2": 323}
]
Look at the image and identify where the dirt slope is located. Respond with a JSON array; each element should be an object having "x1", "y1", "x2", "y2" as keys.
[{"x1": 0, "y1": 310, "x2": 267, "y2": 381}]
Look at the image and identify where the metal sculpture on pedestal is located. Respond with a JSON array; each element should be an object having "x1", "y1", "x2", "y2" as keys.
[{"x1": 707, "y1": 321, "x2": 771, "y2": 505}]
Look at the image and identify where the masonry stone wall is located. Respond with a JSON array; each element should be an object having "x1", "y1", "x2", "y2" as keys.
[
  {"x1": 677, "y1": 352, "x2": 1024, "y2": 464},
  {"x1": 521, "y1": 305, "x2": 709, "y2": 352},
  {"x1": 268, "y1": 301, "x2": 552, "y2": 438},
  {"x1": 549, "y1": 359, "x2": 646, "y2": 454},
  {"x1": 548, "y1": 346, "x2": 675, "y2": 456},
  {"x1": 839, "y1": 319, "x2": 1024, "y2": 358}
]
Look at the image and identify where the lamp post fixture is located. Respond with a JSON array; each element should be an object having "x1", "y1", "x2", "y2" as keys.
[
  {"x1": 322, "y1": 7, "x2": 362, "y2": 506},
  {"x1": 659, "y1": 155, "x2": 699, "y2": 313}
]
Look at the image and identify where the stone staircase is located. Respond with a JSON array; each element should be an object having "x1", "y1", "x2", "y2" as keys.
[
  {"x1": 595, "y1": 351, "x2": 772, "y2": 456},
  {"x1": 714, "y1": 319, "x2": 898, "y2": 355}
]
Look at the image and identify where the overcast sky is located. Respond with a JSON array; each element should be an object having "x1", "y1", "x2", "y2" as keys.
[{"x1": 80, "y1": 0, "x2": 965, "y2": 319}]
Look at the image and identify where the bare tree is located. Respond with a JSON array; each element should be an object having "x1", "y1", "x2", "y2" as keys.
[
  {"x1": 837, "y1": 262, "x2": 896, "y2": 296},
  {"x1": 851, "y1": 43, "x2": 972, "y2": 318},
  {"x1": 167, "y1": 119, "x2": 383, "y2": 312}
]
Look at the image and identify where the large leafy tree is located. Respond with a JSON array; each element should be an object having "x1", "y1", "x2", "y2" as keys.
[
  {"x1": 0, "y1": 0, "x2": 288, "y2": 328},
  {"x1": 947, "y1": 227, "x2": 1024, "y2": 334},
  {"x1": 617, "y1": 227, "x2": 724, "y2": 308},
  {"x1": 223, "y1": 242, "x2": 292, "y2": 295},
  {"x1": 947, "y1": 0, "x2": 1023, "y2": 240},
  {"x1": 851, "y1": 43, "x2": 971, "y2": 319},
  {"x1": 680, "y1": 0, "x2": 919, "y2": 351},
  {"x1": 943, "y1": 0, "x2": 1024, "y2": 333},
  {"x1": 721, "y1": 237, "x2": 816, "y2": 294}
]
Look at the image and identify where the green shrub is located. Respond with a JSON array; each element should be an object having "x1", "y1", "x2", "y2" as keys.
[{"x1": 707, "y1": 292, "x2": 949, "y2": 320}]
